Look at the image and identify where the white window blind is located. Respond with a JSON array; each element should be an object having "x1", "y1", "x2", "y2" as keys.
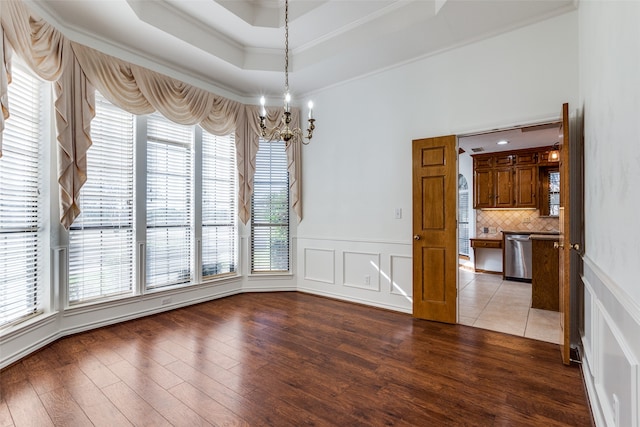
[
  {"x1": 548, "y1": 170, "x2": 560, "y2": 216},
  {"x1": 458, "y1": 174, "x2": 470, "y2": 257},
  {"x1": 202, "y1": 132, "x2": 237, "y2": 278},
  {"x1": 251, "y1": 140, "x2": 289, "y2": 272},
  {"x1": 146, "y1": 114, "x2": 193, "y2": 289},
  {"x1": 68, "y1": 93, "x2": 135, "y2": 303},
  {"x1": 0, "y1": 67, "x2": 43, "y2": 326}
]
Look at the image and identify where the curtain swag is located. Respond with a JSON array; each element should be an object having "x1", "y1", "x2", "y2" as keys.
[{"x1": 0, "y1": 0, "x2": 302, "y2": 228}]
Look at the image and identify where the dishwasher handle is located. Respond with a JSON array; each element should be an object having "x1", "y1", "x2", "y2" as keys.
[{"x1": 506, "y1": 235, "x2": 531, "y2": 242}]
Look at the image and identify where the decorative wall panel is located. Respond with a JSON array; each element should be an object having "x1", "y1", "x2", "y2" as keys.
[{"x1": 303, "y1": 248, "x2": 335, "y2": 284}]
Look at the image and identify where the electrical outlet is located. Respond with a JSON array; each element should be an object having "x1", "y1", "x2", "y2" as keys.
[
  {"x1": 482, "y1": 227, "x2": 489, "y2": 234},
  {"x1": 394, "y1": 208, "x2": 402, "y2": 219},
  {"x1": 523, "y1": 216, "x2": 531, "y2": 224},
  {"x1": 364, "y1": 275, "x2": 371, "y2": 286},
  {"x1": 161, "y1": 297, "x2": 172, "y2": 306},
  {"x1": 489, "y1": 227, "x2": 497, "y2": 234}
]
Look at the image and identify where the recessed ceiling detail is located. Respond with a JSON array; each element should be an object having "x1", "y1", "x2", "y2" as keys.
[
  {"x1": 213, "y1": 0, "x2": 325, "y2": 28},
  {"x1": 32, "y1": 0, "x2": 577, "y2": 98}
]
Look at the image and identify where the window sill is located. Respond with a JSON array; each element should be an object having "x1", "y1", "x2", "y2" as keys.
[
  {"x1": 247, "y1": 272, "x2": 294, "y2": 280},
  {"x1": 0, "y1": 311, "x2": 58, "y2": 341},
  {"x1": 66, "y1": 275, "x2": 243, "y2": 314}
]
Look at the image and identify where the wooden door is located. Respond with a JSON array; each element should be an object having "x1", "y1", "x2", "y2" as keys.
[
  {"x1": 494, "y1": 168, "x2": 513, "y2": 207},
  {"x1": 473, "y1": 169, "x2": 493, "y2": 208},
  {"x1": 558, "y1": 103, "x2": 571, "y2": 365},
  {"x1": 412, "y1": 135, "x2": 457, "y2": 323}
]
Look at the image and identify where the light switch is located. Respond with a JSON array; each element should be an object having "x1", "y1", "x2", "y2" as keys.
[{"x1": 395, "y1": 208, "x2": 402, "y2": 219}]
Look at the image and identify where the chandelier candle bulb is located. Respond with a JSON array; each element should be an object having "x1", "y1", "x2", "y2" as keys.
[
  {"x1": 285, "y1": 92, "x2": 291, "y2": 113},
  {"x1": 260, "y1": 96, "x2": 266, "y2": 117},
  {"x1": 308, "y1": 101, "x2": 313, "y2": 120}
]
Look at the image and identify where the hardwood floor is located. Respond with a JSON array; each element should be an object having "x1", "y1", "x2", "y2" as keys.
[{"x1": 0, "y1": 292, "x2": 593, "y2": 426}]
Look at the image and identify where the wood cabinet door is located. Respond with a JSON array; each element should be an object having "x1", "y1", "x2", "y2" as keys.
[
  {"x1": 515, "y1": 166, "x2": 537, "y2": 208},
  {"x1": 516, "y1": 152, "x2": 538, "y2": 165},
  {"x1": 494, "y1": 168, "x2": 513, "y2": 207},
  {"x1": 474, "y1": 156, "x2": 492, "y2": 169},
  {"x1": 494, "y1": 153, "x2": 513, "y2": 167},
  {"x1": 473, "y1": 169, "x2": 493, "y2": 208}
]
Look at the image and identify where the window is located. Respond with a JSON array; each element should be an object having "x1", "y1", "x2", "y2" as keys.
[
  {"x1": 251, "y1": 140, "x2": 290, "y2": 272},
  {"x1": 548, "y1": 170, "x2": 560, "y2": 216},
  {"x1": 458, "y1": 174, "x2": 470, "y2": 257},
  {"x1": 146, "y1": 113, "x2": 193, "y2": 289},
  {"x1": 202, "y1": 132, "x2": 237, "y2": 278},
  {"x1": 68, "y1": 93, "x2": 135, "y2": 303},
  {"x1": 0, "y1": 67, "x2": 44, "y2": 326},
  {"x1": 539, "y1": 167, "x2": 560, "y2": 217}
]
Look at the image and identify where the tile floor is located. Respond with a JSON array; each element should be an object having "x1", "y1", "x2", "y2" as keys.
[{"x1": 458, "y1": 268, "x2": 561, "y2": 344}]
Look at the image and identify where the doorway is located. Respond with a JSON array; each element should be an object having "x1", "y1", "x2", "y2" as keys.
[{"x1": 456, "y1": 123, "x2": 562, "y2": 344}]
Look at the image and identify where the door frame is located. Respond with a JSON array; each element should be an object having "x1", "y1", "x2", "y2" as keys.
[{"x1": 453, "y1": 115, "x2": 575, "y2": 343}]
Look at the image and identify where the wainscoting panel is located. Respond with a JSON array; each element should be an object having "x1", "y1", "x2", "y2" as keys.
[
  {"x1": 303, "y1": 248, "x2": 335, "y2": 284},
  {"x1": 582, "y1": 257, "x2": 640, "y2": 427},
  {"x1": 343, "y1": 251, "x2": 380, "y2": 291},
  {"x1": 598, "y1": 304, "x2": 638, "y2": 427},
  {"x1": 296, "y1": 237, "x2": 413, "y2": 313},
  {"x1": 390, "y1": 255, "x2": 412, "y2": 298}
]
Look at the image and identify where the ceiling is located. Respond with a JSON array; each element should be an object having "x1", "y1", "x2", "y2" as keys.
[
  {"x1": 458, "y1": 122, "x2": 561, "y2": 155},
  {"x1": 30, "y1": 0, "x2": 576, "y2": 101}
]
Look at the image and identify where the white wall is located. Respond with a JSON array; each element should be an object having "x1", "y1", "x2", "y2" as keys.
[
  {"x1": 578, "y1": 1, "x2": 640, "y2": 426},
  {"x1": 297, "y1": 11, "x2": 579, "y2": 311}
]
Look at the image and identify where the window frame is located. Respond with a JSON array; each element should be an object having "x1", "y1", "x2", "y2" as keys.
[
  {"x1": 68, "y1": 92, "x2": 136, "y2": 305},
  {"x1": 0, "y1": 64, "x2": 47, "y2": 327},
  {"x1": 250, "y1": 139, "x2": 291, "y2": 274}
]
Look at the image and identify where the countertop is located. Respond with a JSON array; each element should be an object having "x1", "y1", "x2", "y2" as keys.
[
  {"x1": 501, "y1": 230, "x2": 559, "y2": 235},
  {"x1": 474, "y1": 230, "x2": 559, "y2": 240},
  {"x1": 530, "y1": 234, "x2": 560, "y2": 241},
  {"x1": 470, "y1": 236, "x2": 502, "y2": 241}
]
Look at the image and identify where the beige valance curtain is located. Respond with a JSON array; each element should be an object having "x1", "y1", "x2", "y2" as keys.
[
  {"x1": 0, "y1": 0, "x2": 303, "y2": 228},
  {"x1": 1, "y1": 32, "x2": 11, "y2": 158},
  {"x1": 244, "y1": 104, "x2": 302, "y2": 220},
  {"x1": 1, "y1": 0, "x2": 94, "y2": 227}
]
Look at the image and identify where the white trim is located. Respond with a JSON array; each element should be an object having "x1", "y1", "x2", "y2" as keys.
[
  {"x1": 297, "y1": 288, "x2": 412, "y2": 314},
  {"x1": 583, "y1": 256, "x2": 640, "y2": 325},
  {"x1": 296, "y1": 236, "x2": 411, "y2": 246},
  {"x1": 342, "y1": 251, "x2": 381, "y2": 291},
  {"x1": 303, "y1": 248, "x2": 335, "y2": 284},
  {"x1": 389, "y1": 254, "x2": 412, "y2": 297}
]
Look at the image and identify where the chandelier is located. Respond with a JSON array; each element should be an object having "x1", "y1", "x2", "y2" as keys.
[{"x1": 259, "y1": 0, "x2": 315, "y2": 146}]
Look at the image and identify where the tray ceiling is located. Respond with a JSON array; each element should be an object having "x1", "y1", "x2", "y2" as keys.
[{"x1": 30, "y1": 0, "x2": 576, "y2": 100}]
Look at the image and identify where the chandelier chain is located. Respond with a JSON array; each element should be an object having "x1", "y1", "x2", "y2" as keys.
[
  {"x1": 284, "y1": 0, "x2": 289, "y2": 92},
  {"x1": 258, "y1": 0, "x2": 314, "y2": 146}
]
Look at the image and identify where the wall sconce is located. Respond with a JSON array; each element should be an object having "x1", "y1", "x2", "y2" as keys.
[{"x1": 549, "y1": 142, "x2": 560, "y2": 161}]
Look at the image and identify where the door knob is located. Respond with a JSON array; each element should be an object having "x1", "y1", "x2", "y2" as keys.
[
  {"x1": 414, "y1": 235, "x2": 421, "y2": 241},
  {"x1": 571, "y1": 243, "x2": 580, "y2": 251},
  {"x1": 553, "y1": 242, "x2": 563, "y2": 249}
]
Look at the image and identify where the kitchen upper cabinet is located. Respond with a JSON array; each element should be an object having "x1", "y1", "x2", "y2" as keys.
[
  {"x1": 515, "y1": 166, "x2": 537, "y2": 207},
  {"x1": 494, "y1": 168, "x2": 514, "y2": 207},
  {"x1": 473, "y1": 147, "x2": 547, "y2": 209},
  {"x1": 474, "y1": 168, "x2": 494, "y2": 208}
]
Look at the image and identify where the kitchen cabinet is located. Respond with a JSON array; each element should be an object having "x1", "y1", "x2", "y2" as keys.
[
  {"x1": 515, "y1": 166, "x2": 537, "y2": 208},
  {"x1": 470, "y1": 238, "x2": 503, "y2": 273},
  {"x1": 530, "y1": 234, "x2": 559, "y2": 311},
  {"x1": 473, "y1": 147, "x2": 548, "y2": 209},
  {"x1": 474, "y1": 169, "x2": 493, "y2": 208},
  {"x1": 494, "y1": 167, "x2": 514, "y2": 207}
]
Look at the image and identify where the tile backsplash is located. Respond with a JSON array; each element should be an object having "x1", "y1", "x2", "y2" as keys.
[{"x1": 475, "y1": 210, "x2": 559, "y2": 236}]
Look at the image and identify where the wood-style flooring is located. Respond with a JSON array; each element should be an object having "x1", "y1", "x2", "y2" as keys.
[{"x1": 0, "y1": 292, "x2": 593, "y2": 426}]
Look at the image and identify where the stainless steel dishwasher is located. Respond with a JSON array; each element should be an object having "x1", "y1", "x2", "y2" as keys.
[{"x1": 504, "y1": 234, "x2": 532, "y2": 282}]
